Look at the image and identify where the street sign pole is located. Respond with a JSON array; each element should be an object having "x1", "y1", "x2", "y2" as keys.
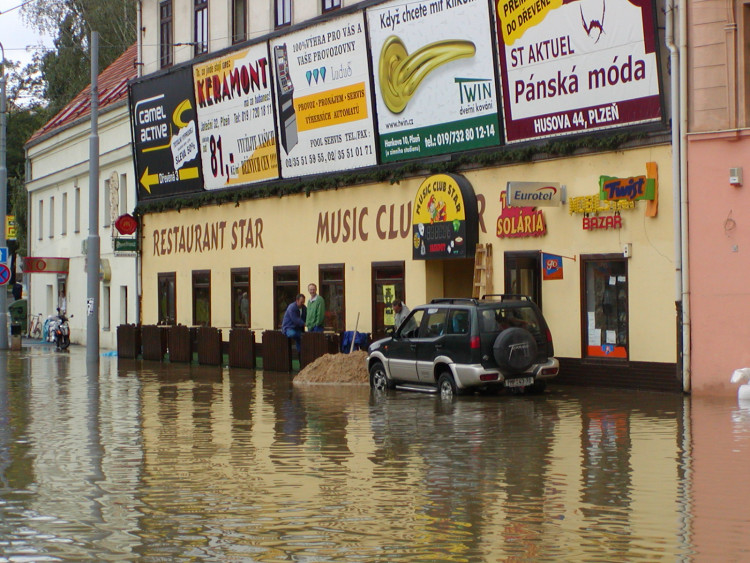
[
  {"x1": 0, "y1": 43, "x2": 8, "y2": 350},
  {"x1": 86, "y1": 32, "x2": 100, "y2": 363}
]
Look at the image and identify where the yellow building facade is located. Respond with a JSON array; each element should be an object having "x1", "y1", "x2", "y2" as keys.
[{"x1": 141, "y1": 143, "x2": 678, "y2": 388}]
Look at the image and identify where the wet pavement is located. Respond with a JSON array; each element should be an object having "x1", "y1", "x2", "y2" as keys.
[{"x1": 1, "y1": 341, "x2": 749, "y2": 561}]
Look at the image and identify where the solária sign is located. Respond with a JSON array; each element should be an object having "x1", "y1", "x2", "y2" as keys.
[{"x1": 506, "y1": 182, "x2": 562, "y2": 207}]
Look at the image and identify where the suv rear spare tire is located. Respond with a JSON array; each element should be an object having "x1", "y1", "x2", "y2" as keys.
[{"x1": 493, "y1": 328, "x2": 538, "y2": 373}]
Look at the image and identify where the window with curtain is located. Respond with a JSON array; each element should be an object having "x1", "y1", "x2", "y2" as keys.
[
  {"x1": 194, "y1": 0, "x2": 209, "y2": 55},
  {"x1": 232, "y1": 0, "x2": 247, "y2": 43},
  {"x1": 276, "y1": 0, "x2": 292, "y2": 28}
]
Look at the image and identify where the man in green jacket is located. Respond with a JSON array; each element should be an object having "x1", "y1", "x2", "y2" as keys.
[{"x1": 306, "y1": 283, "x2": 326, "y2": 332}]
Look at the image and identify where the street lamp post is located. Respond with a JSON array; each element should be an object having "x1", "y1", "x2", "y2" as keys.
[{"x1": 0, "y1": 42, "x2": 9, "y2": 350}]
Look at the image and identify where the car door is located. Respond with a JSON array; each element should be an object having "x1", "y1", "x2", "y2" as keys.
[
  {"x1": 385, "y1": 309, "x2": 424, "y2": 383},
  {"x1": 416, "y1": 307, "x2": 449, "y2": 383}
]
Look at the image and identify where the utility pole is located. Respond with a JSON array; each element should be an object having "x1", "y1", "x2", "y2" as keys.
[
  {"x1": 86, "y1": 32, "x2": 100, "y2": 363},
  {"x1": 0, "y1": 42, "x2": 9, "y2": 350}
]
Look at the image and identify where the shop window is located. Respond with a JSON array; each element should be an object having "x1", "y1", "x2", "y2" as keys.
[
  {"x1": 158, "y1": 272, "x2": 176, "y2": 325},
  {"x1": 372, "y1": 261, "x2": 405, "y2": 339},
  {"x1": 274, "y1": 266, "x2": 299, "y2": 329},
  {"x1": 159, "y1": 0, "x2": 173, "y2": 68},
  {"x1": 582, "y1": 256, "x2": 628, "y2": 359},
  {"x1": 322, "y1": 0, "x2": 341, "y2": 12},
  {"x1": 194, "y1": 0, "x2": 208, "y2": 56},
  {"x1": 276, "y1": 0, "x2": 292, "y2": 28},
  {"x1": 192, "y1": 270, "x2": 211, "y2": 326},
  {"x1": 320, "y1": 264, "x2": 345, "y2": 332},
  {"x1": 231, "y1": 268, "x2": 250, "y2": 327},
  {"x1": 505, "y1": 251, "x2": 542, "y2": 308},
  {"x1": 232, "y1": 0, "x2": 247, "y2": 43}
]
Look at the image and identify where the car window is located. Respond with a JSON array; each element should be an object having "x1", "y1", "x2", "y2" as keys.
[
  {"x1": 419, "y1": 309, "x2": 448, "y2": 338},
  {"x1": 479, "y1": 305, "x2": 541, "y2": 335},
  {"x1": 397, "y1": 309, "x2": 423, "y2": 338},
  {"x1": 447, "y1": 309, "x2": 470, "y2": 335}
]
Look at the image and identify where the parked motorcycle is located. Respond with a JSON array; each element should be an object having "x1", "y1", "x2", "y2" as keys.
[{"x1": 53, "y1": 309, "x2": 71, "y2": 351}]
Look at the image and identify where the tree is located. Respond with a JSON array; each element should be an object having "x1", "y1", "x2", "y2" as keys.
[
  {"x1": 22, "y1": 0, "x2": 136, "y2": 113},
  {"x1": 4, "y1": 57, "x2": 49, "y2": 256}
]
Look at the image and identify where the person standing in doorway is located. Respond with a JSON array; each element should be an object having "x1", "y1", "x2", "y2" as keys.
[
  {"x1": 306, "y1": 283, "x2": 325, "y2": 333},
  {"x1": 392, "y1": 299, "x2": 417, "y2": 334},
  {"x1": 282, "y1": 294, "x2": 306, "y2": 353}
]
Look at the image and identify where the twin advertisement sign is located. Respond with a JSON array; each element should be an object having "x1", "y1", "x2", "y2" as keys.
[{"x1": 130, "y1": 0, "x2": 662, "y2": 200}]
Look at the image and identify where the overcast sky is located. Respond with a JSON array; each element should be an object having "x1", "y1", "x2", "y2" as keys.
[{"x1": 0, "y1": 0, "x2": 53, "y2": 68}]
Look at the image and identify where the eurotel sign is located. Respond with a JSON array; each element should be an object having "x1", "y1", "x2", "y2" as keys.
[{"x1": 506, "y1": 182, "x2": 562, "y2": 207}]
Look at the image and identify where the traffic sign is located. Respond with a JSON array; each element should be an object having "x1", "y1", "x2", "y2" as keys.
[
  {"x1": 0, "y1": 264, "x2": 11, "y2": 286},
  {"x1": 0, "y1": 247, "x2": 8, "y2": 263}
]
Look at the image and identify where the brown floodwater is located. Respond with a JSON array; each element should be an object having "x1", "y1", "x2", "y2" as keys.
[{"x1": 0, "y1": 344, "x2": 749, "y2": 561}]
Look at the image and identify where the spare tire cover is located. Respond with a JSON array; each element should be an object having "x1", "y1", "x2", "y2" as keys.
[{"x1": 493, "y1": 327, "x2": 538, "y2": 373}]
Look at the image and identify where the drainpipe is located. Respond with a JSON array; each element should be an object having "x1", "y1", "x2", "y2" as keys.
[
  {"x1": 136, "y1": 1, "x2": 143, "y2": 78},
  {"x1": 678, "y1": 0, "x2": 690, "y2": 392},
  {"x1": 666, "y1": 0, "x2": 690, "y2": 392}
]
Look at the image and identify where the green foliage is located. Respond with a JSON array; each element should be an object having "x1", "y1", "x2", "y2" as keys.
[{"x1": 22, "y1": 0, "x2": 136, "y2": 114}]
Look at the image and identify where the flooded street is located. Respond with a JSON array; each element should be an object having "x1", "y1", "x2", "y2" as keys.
[{"x1": 1, "y1": 344, "x2": 749, "y2": 561}]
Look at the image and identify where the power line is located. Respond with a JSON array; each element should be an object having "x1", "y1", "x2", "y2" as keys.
[{"x1": 0, "y1": 0, "x2": 38, "y2": 15}]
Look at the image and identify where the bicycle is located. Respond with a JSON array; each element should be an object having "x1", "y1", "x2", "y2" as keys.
[{"x1": 28, "y1": 313, "x2": 43, "y2": 339}]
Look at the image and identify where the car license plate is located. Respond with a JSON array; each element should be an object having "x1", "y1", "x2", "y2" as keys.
[{"x1": 505, "y1": 377, "x2": 533, "y2": 388}]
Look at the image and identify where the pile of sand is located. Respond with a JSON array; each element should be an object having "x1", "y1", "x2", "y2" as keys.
[{"x1": 293, "y1": 351, "x2": 369, "y2": 384}]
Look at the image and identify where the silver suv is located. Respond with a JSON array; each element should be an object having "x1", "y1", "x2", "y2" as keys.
[{"x1": 367, "y1": 296, "x2": 559, "y2": 398}]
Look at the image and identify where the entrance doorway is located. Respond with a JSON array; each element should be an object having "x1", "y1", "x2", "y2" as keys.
[
  {"x1": 504, "y1": 251, "x2": 542, "y2": 308},
  {"x1": 371, "y1": 261, "x2": 405, "y2": 341}
]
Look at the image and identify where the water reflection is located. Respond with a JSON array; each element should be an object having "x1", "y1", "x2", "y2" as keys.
[{"x1": 1, "y1": 346, "x2": 750, "y2": 560}]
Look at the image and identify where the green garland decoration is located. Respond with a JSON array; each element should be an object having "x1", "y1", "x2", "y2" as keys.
[{"x1": 135, "y1": 131, "x2": 651, "y2": 217}]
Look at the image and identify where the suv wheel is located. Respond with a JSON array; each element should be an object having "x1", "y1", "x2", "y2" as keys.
[
  {"x1": 438, "y1": 372, "x2": 457, "y2": 399},
  {"x1": 370, "y1": 361, "x2": 393, "y2": 391},
  {"x1": 493, "y1": 327, "x2": 538, "y2": 373}
]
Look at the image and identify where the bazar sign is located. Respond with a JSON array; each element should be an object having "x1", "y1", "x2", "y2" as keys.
[
  {"x1": 412, "y1": 174, "x2": 478, "y2": 259},
  {"x1": 506, "y1": 182, "x2": 562, "y2": 207}
]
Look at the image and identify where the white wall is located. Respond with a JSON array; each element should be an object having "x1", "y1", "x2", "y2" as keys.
[{"x1": 26, "y1": 104, "x2": 139, "y2": 350}]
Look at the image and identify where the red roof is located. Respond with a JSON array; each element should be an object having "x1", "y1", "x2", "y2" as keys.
[{"x1": 27, "y1": 43, "x2": 138, "y2": 145}]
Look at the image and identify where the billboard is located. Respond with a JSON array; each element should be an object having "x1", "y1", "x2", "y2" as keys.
[
  {"x1": 269, "y1": 12, "x2": 377, "y2": 178},
  {"x1": 495, "y1": 0, "x2": 662, "y2": 142},
  {"x1": 367, "y1": 0, "x2": 501, "y2": 162},
  {"x1": 130, "y1": 67, "x2": 204, "y2": 199},
  {"x1": 193, "y1": 44, "x2": 279, "y2": 189}
]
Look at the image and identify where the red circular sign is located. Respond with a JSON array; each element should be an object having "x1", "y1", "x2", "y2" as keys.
[
  {"x1": 0, "y1": 264, "x2": 11, "y2": 285},
  {"x1": 115, "y1": 214, "x2": 138, "y2": 235}
]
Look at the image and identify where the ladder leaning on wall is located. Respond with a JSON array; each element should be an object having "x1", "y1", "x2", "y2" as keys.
[{"x1": 472, "y1": 243, "x2": 493, "y2": 299}]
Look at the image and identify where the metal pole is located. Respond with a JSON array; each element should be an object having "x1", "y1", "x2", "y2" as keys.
[
  {"x1": 86, "y1": 32, "x2": 100, "y2": 363},
  {"x1": 0, "y1": 43, "x2": 9, "y2": 350}
]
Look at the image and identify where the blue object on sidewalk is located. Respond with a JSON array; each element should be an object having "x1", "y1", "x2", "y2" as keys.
[{"x1": 341, "y1": 331, "x2": 368, "y2": 353}]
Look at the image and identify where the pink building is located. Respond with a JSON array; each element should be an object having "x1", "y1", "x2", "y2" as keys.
[{"x1": 687, "y1": 0, "x2": 750, "y2": 394}]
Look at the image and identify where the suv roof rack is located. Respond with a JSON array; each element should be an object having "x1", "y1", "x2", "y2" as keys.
[
  {"x1": 481, "y1": 294, "x2": 532, "y2": 302},
  {"x1": 430, "y1": 298, "x2": 480, "y2": 305}
]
